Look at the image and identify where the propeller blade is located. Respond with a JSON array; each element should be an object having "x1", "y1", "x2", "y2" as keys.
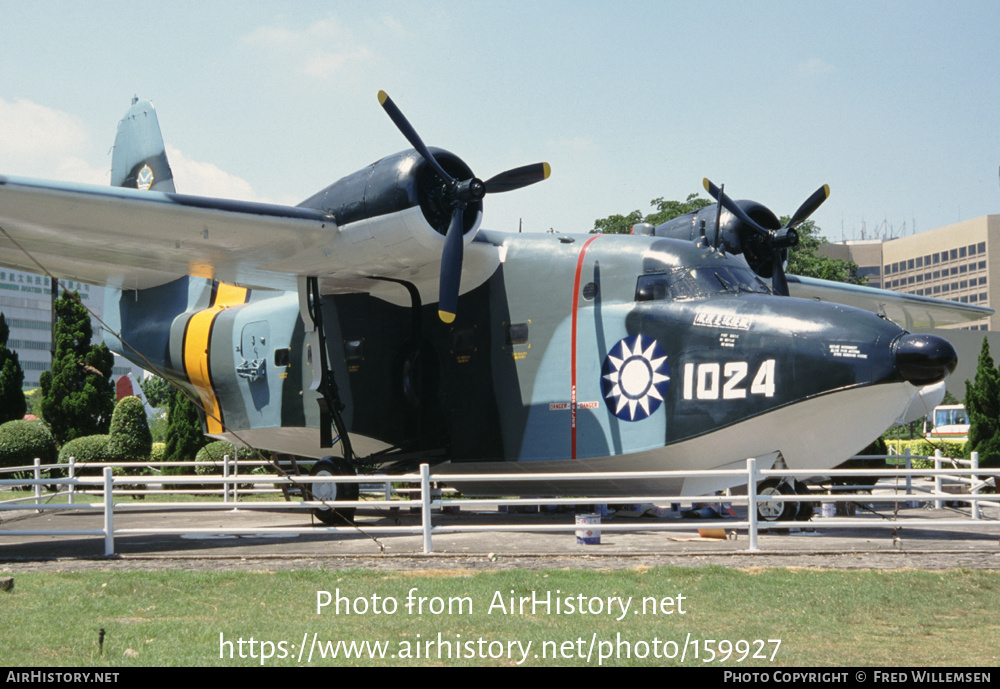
[
  {"x1": 786, "y1": 184, "x2": 830, "y2": 230},
  {"x1": 712, "y1": 183, "x2": 724, "y2": 250},
  {"x1": 438, "y1": 206, "x2": 465, "y2": 323},
  {"x1": 702, "y1": 178, "x2": 770, "y2": 237},
  {"x1": 771, "y1": 252, "x2": 790, "y2": 297},
  {"x1": 378, "y1": 90, "x2": 455, "y2": 185},
  {"x1": 484, "y1": 162, "x2": 551, "y2": 194},
  {"x1": 377, "y1": 90, "x2": 550, "y2": 322}
]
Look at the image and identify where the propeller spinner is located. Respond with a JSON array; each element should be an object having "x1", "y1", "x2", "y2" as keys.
[
  {"x1": 702, "y1": 178, "x2": 830, "y2": 296},
  {"x1": 378, "y1": 90, "x2": 551, "y2": 322}
]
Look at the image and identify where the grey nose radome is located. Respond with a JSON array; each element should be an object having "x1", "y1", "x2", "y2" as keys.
[{"x1": 894, "y1": 333, "x2": 958, "y2": 386}]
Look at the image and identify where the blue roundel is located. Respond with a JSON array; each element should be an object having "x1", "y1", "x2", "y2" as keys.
[{"x1": 601, "y1": 334, "x2": 670, "y2": 422}]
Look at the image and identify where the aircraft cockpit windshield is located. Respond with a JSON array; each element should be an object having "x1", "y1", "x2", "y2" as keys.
[{"x1": 635, "y1": 264, "x2": 771, "y2": 302}]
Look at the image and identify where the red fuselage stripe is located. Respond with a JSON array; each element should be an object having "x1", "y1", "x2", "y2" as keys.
[{"x1": 571, "y1": 235, "x2": 602, "y2": 459}]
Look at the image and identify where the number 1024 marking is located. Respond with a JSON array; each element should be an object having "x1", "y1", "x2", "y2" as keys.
[{"x1": 682, "y1": 360, "x2": 776, "y2": 400}]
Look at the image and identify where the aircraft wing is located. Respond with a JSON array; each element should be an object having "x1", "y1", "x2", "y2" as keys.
[
  {"x1": 0, "y1": 175, "x2": 499, "y2": 302},
  {"x1": 0, "y1": 175, "x2": 338, "y2": 292},
  {"x1": 786, "y1": 274, "x2": 993, "y2": 330}
]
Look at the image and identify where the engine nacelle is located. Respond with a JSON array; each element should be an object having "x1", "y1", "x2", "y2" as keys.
[
  {"x1": 653, "y1": 200, "x2": 784, "y2": 279},
  {"x1": 295, "y1": 148, "x2": 483, "y2": 279}
]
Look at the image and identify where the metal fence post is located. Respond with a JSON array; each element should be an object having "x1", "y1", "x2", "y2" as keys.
[
  {"x1": 68, "y1": 456, "x2": 75, "y2": 506},
  {"x1": 746, "y1": 457, "x2": 758, "y2": 552},
  {"x1": 971, "y1": 451, "x2": 980, "y2": 520},
  {"x1": 904, "y1": 448, "x2": 912, "y2": 496},
  {"x1": 34, "y1": 458, "x2": 42, "y2": 513},
  {"x1": 934, "y1": 450, "x2": 942, "y2": 510},
  {"x1": 103, "y1": 467, "x2": 115, "y2": 557},
  {"x1": 223, "y1": 454, "x2": 230, "y2": 504},
  {"x1": 232, "y1": 453, "x2": 239, "y2": 504},
  {"x1": 421, "y1": 463, "x2": 432, "y2": 554}
]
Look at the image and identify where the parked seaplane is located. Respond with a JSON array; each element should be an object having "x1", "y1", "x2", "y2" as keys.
[{"x1": 0, "y1": 94, "x2": 986, "y2": 523}]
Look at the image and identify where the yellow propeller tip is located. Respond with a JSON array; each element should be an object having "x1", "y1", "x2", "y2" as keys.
[
  {"x1": 823, "y1": 184, "x2": 831, "y2": 198},
  {"x1": 438, "y1": 311, "x2": 456, "y2": 324},
  {"x1": 702, "y1": 178, "x2": 711, "y2": 192},
  {"x1": 542, "y1": 162, "x2": 552, "y2": 179},
  {"x1": 378, "y1": 90, "x2": 388, "y2": 104}
]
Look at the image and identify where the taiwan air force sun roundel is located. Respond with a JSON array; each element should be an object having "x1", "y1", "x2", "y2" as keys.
[
  {"x1": 601, "y1": 334, "x2": 670, "y2": 422},
  {"x1": 136, "y1": 165, "x2": 154, "y2": 191}
]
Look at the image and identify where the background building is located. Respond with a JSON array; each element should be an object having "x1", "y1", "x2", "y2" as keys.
[
  {"x1": 0, "y1": 267, "x2": 145, "y2": 390},
  {"x1": 821, "y1": 215, "x2": 998, "y2": 332},
  {"x1": 821, "y1": 215, "x2": 1000, "y2": 398}
]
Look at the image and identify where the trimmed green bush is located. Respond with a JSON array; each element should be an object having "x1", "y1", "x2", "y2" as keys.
[
  {"x1": 883, "y1": 439, "x2": 967, "y2": 465},
  {"x1": 194, "y1": 440, "x2": 264, "y2": 475},
  {"x1": 57, "y1": 434, "x2": 112, "y2": 476},
  {"x1": 104, "y1": 396, "x2": 153, "y2": 465},
  {"x1": 0, "y1": 419, "x2": 57, "y2": 469},
  {"x1": 58, "y1": 434, "x2": 110, "y2": 463},
  {"x1": 192, "y1": 441, "x2": 271, "y2": 490}
]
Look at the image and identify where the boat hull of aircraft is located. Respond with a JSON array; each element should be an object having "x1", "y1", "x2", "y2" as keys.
[
  {"x1": 102, "y1": 228, "x2": 951, "y2": 498},
  {"x1": 0, "y1": 95, "x2": 978, "y2": 509},
  {"x1": 432, "y1": 382, "x2": 919, "y2": 497}
]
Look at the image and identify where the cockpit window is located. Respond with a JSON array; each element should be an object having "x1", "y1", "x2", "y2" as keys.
[{"x1": 635, "y1": 265, "x2": 771, "y2": 302}]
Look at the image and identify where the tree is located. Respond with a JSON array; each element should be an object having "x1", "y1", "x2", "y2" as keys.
[
  {"x1": 591, "y1": 210, "x2": 643, "y2": 236},
  {"x1": 644, "y1": 194, "x2": 714, "y2": 226},
  {"x1": 140, "y1": 374, "x2": 172, "y2": 408},
  {"x1": 784, "y1": 219, "x2": 866, "y2": 284},
  {"x1": 590, "y1": 193, "x2": 712, "y2": 235},
  {"x1": 964, "y1": 336, "x2": 1000, "y2": 468},
  {"x1": 163, "y1": 388, "x2": 207, "y2": 460},
  {"x1": 590, "y1": 195, "x2": 864, "y2": 286},
  {"x1": 38, "y1": 291, "x2": 115, "y2": 444},
  {"x1": 0, "y1": 313, "x2": 27, "y2": 423}
]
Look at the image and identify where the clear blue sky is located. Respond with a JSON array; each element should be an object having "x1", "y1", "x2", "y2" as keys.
[{"x1": 1, "y1": 1, "x2": 997, "y2": 241}]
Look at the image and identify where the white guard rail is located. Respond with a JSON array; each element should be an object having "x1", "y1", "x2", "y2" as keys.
[{"x1": 0, "y1": 454, "x2": 997, "y2": 556}]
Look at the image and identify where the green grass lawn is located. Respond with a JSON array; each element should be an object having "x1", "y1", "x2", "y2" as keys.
[{"x1": 1, "y1": 566, "x2": 998, "y2": 667}]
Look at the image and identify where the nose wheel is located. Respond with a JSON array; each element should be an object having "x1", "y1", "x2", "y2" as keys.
[{"x1": 308, "y1": 456, "x2": 359, "y2": 525}]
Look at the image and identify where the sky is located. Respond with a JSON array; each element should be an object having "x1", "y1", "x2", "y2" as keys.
[{"x1": 1, "y1": 1, "x2": 998, "y2": 242}]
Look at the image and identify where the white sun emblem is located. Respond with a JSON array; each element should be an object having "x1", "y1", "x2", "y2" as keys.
[{"x1": 601, "y1": 334, "x2": 670, "y2": 422}]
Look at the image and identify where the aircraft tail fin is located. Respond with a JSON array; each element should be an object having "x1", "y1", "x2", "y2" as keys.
[{"x1": 111, "y1": 97, "x2": 176, "y2": 193}]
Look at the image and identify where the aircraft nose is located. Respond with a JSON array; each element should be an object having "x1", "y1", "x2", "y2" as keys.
[{"x1": 894, "y1": 333, "x2": 958, "y2": 386}]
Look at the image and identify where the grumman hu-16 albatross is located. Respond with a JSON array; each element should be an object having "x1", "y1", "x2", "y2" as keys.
[{"x1": 0, "y1": 94, "x2": 986, "y2": 524}]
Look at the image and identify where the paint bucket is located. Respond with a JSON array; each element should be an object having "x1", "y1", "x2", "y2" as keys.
[
  {"x1": 575, "y1": 514, "x2": 601, "y2": 545},
  {"x1": 820, "y1": 502, "x2": 835, "y2": 518}
]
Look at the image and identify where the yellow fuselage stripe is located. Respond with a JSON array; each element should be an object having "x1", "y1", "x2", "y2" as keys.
[{"x1": 184, "y1": 283, "x2": 248, "y2": 434}]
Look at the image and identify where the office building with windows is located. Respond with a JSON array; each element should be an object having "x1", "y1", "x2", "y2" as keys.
[
  {"x1": 820, "y1": 215, "x2": 999, "y2": 331},
  {"x1": 0, "y1": 268, "x2": 145, "y2": 390}
]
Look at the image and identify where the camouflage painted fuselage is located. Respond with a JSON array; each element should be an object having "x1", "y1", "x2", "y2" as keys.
[{"x1": 105, "y1": 230, "x2": 932, "y2": 495}]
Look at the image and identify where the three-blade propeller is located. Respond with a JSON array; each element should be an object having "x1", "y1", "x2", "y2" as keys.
[
  {"x1": 378, "y1": 90, "x2": 550, "y2": 322},
  {"x1": 702, "y1": 178, "x2": 830, "y2": 296}
]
